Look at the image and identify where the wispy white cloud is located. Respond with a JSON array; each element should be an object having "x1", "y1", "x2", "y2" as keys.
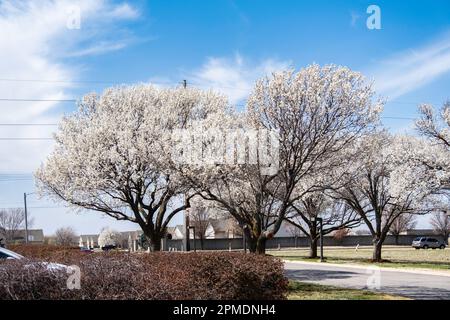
[
  {"x1": 370, "y1": 33, "x2": 450, "y2": 99},
  {"x1": 0, "y1": 0, "x2": 140, "y2": 173},
  {"x1": 187, "y1": 53, "x2": 291, "y2": 104},
  {"x1": 108, "y1": 3, "x2": 140, "y2": 19},
  {"x1": 68, "y1": 41, "x2": 128, "y2": 57}
]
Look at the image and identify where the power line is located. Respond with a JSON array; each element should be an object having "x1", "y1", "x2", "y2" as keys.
[
  {"x1": 382, "y1": 116, "x2": 416, "y2": 120},
  {"x1": 0, "y1": 78, "x2": 128, "y2": 85},
  {"x1": 0, "y1": 75, "x2": 446, "y2": 104},
  {"x1": 0, "y1": 174, "x2": 34, "y2": 180},
  {"x1": 0, "y1": 206, "x2": 68, "y2": 209},
  {"x1": 0, "y1": 173, "x2": 32, "y2": 175},
  {"x1": 0, "y1": 97, "x2": 439, "y2": 106},
  {"x1": 0, "y1": 98, "x2": 77, "y2": 102},
  {"x1": 0, "y1": 96, "x2": 443, "y2": 108},
  {"x1": 0, "y1": 123, "x2": 57, "y2": 126},
  {"x1": 28, "y1": 206, "x2": 68, "y2": 209},
  {"x1": 0, "y1": 138, "x2": 53, "y2": 140},
  {"x1": 0, "y1": 118, "x2": 418, "y2": 139}
]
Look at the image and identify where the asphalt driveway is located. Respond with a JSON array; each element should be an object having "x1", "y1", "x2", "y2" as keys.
[{"x1": 285, "y1": 261, "x2": 450, "y2": 300}]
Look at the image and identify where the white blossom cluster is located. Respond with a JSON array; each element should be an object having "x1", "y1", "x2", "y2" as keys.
[
  {"x1": 416, "y1": 103, "x2": 450, "y2": 149},
  {"x1": 35, "y1": 85, "x2": 230, "y2": 218},
  {"x1": 98, "y1": 227, "x2": 121, "y2": 248}
]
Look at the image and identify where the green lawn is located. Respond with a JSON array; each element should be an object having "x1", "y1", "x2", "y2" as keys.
[
  {"x1": 270, "y1": 246, "x2": 450, "y2": 271},
  {"x1": 288, "y1": 281, "x2": 408, "y2": 300}
]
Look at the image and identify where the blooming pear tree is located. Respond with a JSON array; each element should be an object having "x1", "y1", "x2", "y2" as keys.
[
  {"x1": 195, "y1": 64, "x2": 382, "y2": 254},
  {"x1": 36, "y1": 85, "x2": 230, "y2": 251},
  {"x1": 332, "y1": 132, "x2": 448, "y2": 261},
  {"x1": 416, "y1": 103, "x2": 450, "y2": 190},
  {"x1": 98, "y1": 228, "x2": 122, "y2": 249},
  {"x1": 416, "y1": 102, "x2": 450, "y2": 148}
]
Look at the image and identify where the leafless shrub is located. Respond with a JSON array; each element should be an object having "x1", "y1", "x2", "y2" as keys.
[
  {"x1": 431, "y1": 211, "x2": 450, "y2": 243},
  {"x1": 0, "y1": 246, "x2": 288, "y2": 300},
  {"x1": 333, "y1": 228, "x2": 350, "y2": 244},
  {"x1": 55, "y1": 227, "x2": 78, "y2": 247},
  {"x1": 0, "y1": 208, "x2": 33, "y2": 242}
]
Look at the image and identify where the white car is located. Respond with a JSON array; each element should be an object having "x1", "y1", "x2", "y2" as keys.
[
  {"x1": 411, "y1": 237, "x2": 446, "y2": 249},
  {"x1": 0, "y1": 247, "x2": 24, "y2": 260},
  {"x1": 0, "y1": 247, "x2": 70, "y2": 271}
]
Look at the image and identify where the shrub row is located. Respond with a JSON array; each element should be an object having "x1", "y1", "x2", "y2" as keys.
[
  {"x1": 0, "y1": 247, "x2": 288, "y2": 300},
  {"x1": 7, "y1": 244, "x2": 85, "y2": 263}
]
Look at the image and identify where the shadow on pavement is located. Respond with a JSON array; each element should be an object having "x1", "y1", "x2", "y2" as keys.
[
  {"x1": 285, "y1": 269, "x2": 357, "y2": 281},
  {"x1": 285, "y1": 268, "x2": 450, "y2": 300}
]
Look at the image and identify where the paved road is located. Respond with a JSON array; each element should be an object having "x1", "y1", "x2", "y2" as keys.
[{"x1": 285, "y1": 261, "x2": 450, "y2": 300}]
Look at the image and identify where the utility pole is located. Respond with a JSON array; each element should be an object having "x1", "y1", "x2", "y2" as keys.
[
  {"x1": 189, "y1": 226, "x2": 196, "y2": 252},
  {"x1": 318, "y1": 217, "x2": 324, "y2": 262},
  {"x1": 242, "y1": 225, "x2": 248, "y2": 253},
  {"x1": 312, "y1": 217, "x2": 324, "y2": 262},
  {"x1": 184, "y1": 214, "x2": 190, "y2": 252},
  {"x1": 23, "y1": 192, "x2": 29, "y2": 244},
  {"x1": 181, "y1": 79, "x2": 189, "y2": 251}
]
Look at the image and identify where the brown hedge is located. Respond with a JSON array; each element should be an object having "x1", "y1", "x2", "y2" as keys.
[
  {"x1": 0, "y1": 246, "x2": 288, "y2": 300},
  {"x1": 7, "y1": 244, "x2": 85, "y2": 262}
]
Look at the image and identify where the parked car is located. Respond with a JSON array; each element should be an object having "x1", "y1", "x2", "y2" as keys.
[
  {"x1": 0, "y1": 247, "x2": 70, "y2": 271},
  {"x1": 0, "y1": 247, "x2": 25, "y2": 259},
  {"x1": 412, "y1": 237, "x2": 446, "y2": 249}
]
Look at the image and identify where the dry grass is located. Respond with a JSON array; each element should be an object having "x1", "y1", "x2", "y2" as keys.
[
  {"x1": 270, "y1": 246, "x2": 450, "y2": 270},
  {"x1": 288, "y1": 281, "x2": 409, "y2": 300}
]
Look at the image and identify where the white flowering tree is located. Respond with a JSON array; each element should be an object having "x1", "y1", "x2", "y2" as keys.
[
  {"x1": 416, "y1": 102, "x2": 450, "y2": 148},
  {"x1": 36, "y1": 85, "x2": 229, "y2": 251},
  {"x1": 195, "y1": 65, "x2": 381, "y2": 254},
  {"x1": 332, "y1": 132, "x2": 448, "y2": 261},
  {"x1": 416, "y1": 103, "x2": 450, "y2": 190},
  {"x1": 98, "y1": 228, "x2": 121, "y2": 249}
]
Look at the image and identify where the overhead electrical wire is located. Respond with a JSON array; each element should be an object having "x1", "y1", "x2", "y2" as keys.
[{"x1": 0, "y1": 79, "x2": 441, "y2": 141}]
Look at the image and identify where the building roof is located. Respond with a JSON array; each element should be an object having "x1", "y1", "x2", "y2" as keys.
[
  {"x1": 9, "y1": 229, "x2": 45, "y2": 242},
  {"x1": 207, "y1": 219, "x2": 233, "y2": 233},
  {"x1": 79, "y1": 234, "x2": 99, "y2": 242}
]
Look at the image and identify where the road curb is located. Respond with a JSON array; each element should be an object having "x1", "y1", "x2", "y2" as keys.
[{"x1": 283, "y1": 260, "x2": 450, "y2": 277}]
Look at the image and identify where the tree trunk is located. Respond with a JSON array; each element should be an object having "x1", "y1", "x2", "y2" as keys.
[
  {"x1": 148, "y1": 232, "x2": 162, "y2": 252},
  {"x1": 394, "y1": 234, "x2": 399, "y2": 245},
  {"x1": 256, "y1": 236, "x2": 267, "y2": 254},
  {"x1": 247, "y1": 235, "x2": 257, "y2": 253},
  {"x1": 309, "y1": 237, "x2": 318, "y2": 258},
  {"x1": 372, "y1": 241, "x2": 383, "y2": 262},
  {"x1": 200, "y1": 236, "x2": 204, "y2": 250},
  {"x1": 243, "y1": 227, "x2": 258, "y2": 253}
]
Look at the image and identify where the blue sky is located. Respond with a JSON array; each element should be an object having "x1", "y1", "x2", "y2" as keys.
[{"x1": 1, "y1": 0, "x2": 450, "y2": 235}]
